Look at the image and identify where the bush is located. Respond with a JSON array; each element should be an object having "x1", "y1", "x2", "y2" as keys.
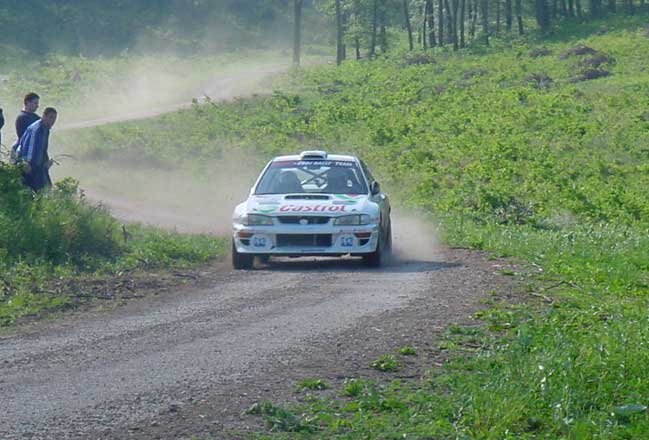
[{"x1": 0, "y1": 166, "x2": 122, "y2": 267}]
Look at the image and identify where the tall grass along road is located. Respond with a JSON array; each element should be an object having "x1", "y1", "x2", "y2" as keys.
[{"x1": 0, "y1": 250, "x2": 511, "y2": 439}]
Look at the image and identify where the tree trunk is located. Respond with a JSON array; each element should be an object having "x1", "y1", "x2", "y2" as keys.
[
  {"x1": 568, "y1": 0, "x2": 575, "y2": 16},
  {"x1": 608, "y1": 0, "x2": 616, "y2": 12},
  {"x1": 576, "y1": 0, "x2": 583, "y2": 17},
  {"x1": 460, "y1": 0, "x2": 466, "y2": 47},
  {"x1": 293, "y1": 0, "x2": 303, "y2": 66},
  {"x1": 403, "y1": 0, "x2": 414, "y2": 50},
  {"x1": 516, "y1": 0, "x2": 524, "y2": 34},
  {"x1": 336, "y1": 0, "x2": 345, "y2": 65},
  {"x1": 452, "y1": 0, "x2": 459, "y2": 49},
  {"x1": 470, "y1": 0, "x2": 478, "y2": 38},
  {"x1": 439, "y1": 0, "x2": 445, "y2": 46},
  {"x1": 445, "y1": 0, "x2": 454, "y2": 45},
  {"x1": 481, "y1": 0, "x2": 489, "y2": 45},
  {"x1": 505, "y1": 0, "x2": 512, "y2": 30},
  {"x1": 426, "y1": 0, "x2": 437, "y2": 46},
  {"x1": 536, "y1": 0, "x2": 552, "y2": 32},
  {"x1": 496, "y1": 0, "x2": 501, "y2": 33},
  {"x1": 380, "y1": 6, "x2": 388, "y2": 53},
  {"x1": 423, "y1": 2, "x2": 428, "y2": 48},
  {"x1": 590, "y1": 0, "x2": 602, "y2": 15},
  {"x1": 370, "y1": 0, "x2": 378, "y2": 57}
]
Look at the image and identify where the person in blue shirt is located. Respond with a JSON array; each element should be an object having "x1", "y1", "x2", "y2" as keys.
[{"x1": 16, "y1": 107, "x2": 57, "y2": 192}]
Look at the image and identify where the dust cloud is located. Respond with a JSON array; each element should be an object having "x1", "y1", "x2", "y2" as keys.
[
  {"x1": 58, "y1": 57, "x2": 288, "y2": 131},
  {"x1": 390, "y1": 210, "x2": 444, "y2": 263},
  {"x1": 54, "y1": 149, "x2": 262, "y2": 235},
  {"x1": 51, "y1": 57, "x2": 288, "y2": 235}
]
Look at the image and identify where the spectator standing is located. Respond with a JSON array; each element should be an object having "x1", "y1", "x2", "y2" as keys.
[
  {"x1": 15, "y1": 93, "x2": 40, "y2": 140},
  {"x1": 0, "y1": 106, "x2": 4, "y2": 147},
  {"x1": 16, "y1": 107, "x2": 57, "y2": 191}
]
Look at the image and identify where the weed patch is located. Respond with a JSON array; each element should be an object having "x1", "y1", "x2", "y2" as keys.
[{"x1": 371, "y1": 354, "x2": 400, "y2": 372}]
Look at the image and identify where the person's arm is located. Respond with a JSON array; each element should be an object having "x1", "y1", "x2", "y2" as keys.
[{"x1": 15, "y1": 114, "x2": 22, "y2": 139}]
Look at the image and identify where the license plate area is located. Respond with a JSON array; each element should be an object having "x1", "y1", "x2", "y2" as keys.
[{"x1": 276, "y1": 234, "x2": 332, "y2": 247}]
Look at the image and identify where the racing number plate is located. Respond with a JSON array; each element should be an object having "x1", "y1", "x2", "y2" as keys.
[
  {"x1": 253, "y1": 236, "x2": 267, "y2": 248},
  {"x1": 340, "y1": 236, "x2": 354, "y2": 247}
]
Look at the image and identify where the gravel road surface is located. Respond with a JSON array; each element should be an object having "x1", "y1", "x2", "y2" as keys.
[{"x1": 0, "y1": 250, "x2": 514, "y2": 439}]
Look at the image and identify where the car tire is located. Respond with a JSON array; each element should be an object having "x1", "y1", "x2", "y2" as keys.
[
  {"x1": 363, "y1": 230, "x2": 384, "y2": 268},
  {"x1": 232, "y1": 240, "x2": 254, "y2": 270},
  {"x1": 384, "y1": 220, "x2": 393, "y2": 255},
  {"x1": 257, "y1": 255, "x2": 270, "y2": 265}
]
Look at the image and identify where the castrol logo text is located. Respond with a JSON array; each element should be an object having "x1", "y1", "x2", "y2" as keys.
[{"x1": 279, "y1": 205, "x2": 348, "y2": 213}]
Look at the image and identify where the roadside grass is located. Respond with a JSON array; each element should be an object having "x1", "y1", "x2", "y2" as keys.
[
  {"x1": 295, "y1": 379, "x2": 330, "y2": 392},
  {"x1": 0, "y1": 166, "x2": 226, "y2": 327},
  {"x1": 46, "y1": 14, "x2": 649, "y2": 438},
  {"x1": 370, "y1": 354, "x2": 400, "y2": 372},
  {"x1": 399, "y1": 345, "x2": 417, "y2": 356}
]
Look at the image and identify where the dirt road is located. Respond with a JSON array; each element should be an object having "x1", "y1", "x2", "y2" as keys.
[
  {"x1": 58, "y1": 66, "x2": 287, "y2": 131},
  {"x1": 0, "y1": 251, "x2": 513, "y2": 439}
]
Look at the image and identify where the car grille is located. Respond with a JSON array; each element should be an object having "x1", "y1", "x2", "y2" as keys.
[
  {"x1": 277, "y1": 216, "x2": 331, "y2": 225},
  {"x1": 276, "y1": 234, "x2": 332, "y2": 247}
]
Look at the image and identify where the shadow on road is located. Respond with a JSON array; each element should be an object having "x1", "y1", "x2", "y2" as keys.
[{"x1": 255, "y1": 256, "x2": 460, "y2": 274}]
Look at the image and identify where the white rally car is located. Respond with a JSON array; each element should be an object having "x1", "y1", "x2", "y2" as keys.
[{"x1": 231, "y1": 151, "x2": 391, "y2": 269}]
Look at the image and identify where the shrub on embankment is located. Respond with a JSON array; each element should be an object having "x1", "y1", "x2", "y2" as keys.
[
  {"x1": 0, "y1": 165, "x2": 121, "y2": 266},
  {"x1": 0, "y1": 164, "x2": 224, "y2": 326}
]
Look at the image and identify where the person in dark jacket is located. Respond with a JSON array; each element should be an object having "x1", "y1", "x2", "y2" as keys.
[
  {"x1": 0, "y1": 107, "x2": 4, "y2": 146},
  {"x1": 16, "y1": 107, "x2": 57, "y2": 191},
  {"x1": 15, "y1": 92, "x2": 40, "y2": 140}
]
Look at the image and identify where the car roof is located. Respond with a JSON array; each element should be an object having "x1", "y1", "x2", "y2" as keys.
[{"x1": 272, "y1": 153, "x2": 359, "y2": 163}]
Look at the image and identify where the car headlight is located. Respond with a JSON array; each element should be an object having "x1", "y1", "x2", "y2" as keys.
[
  {"x1": 238, "y1": 214, "x2": 274, "y2": 226},
  {"x1": 334, "y1": 214, "x2": 371, "y2": 226}
]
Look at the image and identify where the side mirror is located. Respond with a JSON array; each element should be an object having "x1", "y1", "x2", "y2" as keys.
[{"x1": 371, "y1": 181, "x2": 381, "y2": 195}]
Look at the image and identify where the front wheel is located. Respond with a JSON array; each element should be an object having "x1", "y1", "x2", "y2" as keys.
[
  {"x1": 384, "y1": 221, "x2": 393, "y2": 255},
  {"x1": 363, "y1": 221, "x2": 392, "y2": 268},
  {"x1": 232, "y1": 240, "x2": 254, "y2": 270}
]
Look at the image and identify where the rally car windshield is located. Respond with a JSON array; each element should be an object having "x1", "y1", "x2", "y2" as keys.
[{"x1": 255, "y1": 160, "x2": 369, "y2": 195}]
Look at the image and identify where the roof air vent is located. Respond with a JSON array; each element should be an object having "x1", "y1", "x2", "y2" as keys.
[{"x1": 299, "y1": 150, "x2": 328, "y2": 160}]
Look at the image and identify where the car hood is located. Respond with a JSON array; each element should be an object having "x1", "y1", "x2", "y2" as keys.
[{"x1": 245, "y1": 194, "x2": 372, "y2": 215}]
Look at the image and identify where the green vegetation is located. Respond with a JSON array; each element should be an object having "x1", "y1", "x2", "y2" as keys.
[
  {"x1": 64, "y1": 13, "x2": 649, "y2": 438},
  {"x1": 0, "y1": 166, "x2": 225, "y2": 326},
  {"x1": 246, "y1": 401, "x2": 317, "y2": 433},
  {"x1": 296, "y1": 378, "x2": 330, "y2": 392},
  {"x1": 399, "y1": 345, "x2": 418, "y2": 356},
  {"x1": 371, "y1": 354, "x2": 401, "y2": 372}
]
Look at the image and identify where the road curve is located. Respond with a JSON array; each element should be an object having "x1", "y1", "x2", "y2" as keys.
[
  {"x1": 58, "y1": 66, "x2": 287, "y2": 132},
  {"x1": 0, "y1": 251, "x2": 509, "y2": 439}
]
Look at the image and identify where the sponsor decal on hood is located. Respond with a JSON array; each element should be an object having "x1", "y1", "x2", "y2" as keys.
[{"x1": 250, "y1": 194, "x2": 367, "y2": 214}]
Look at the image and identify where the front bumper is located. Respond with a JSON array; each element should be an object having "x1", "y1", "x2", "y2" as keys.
[{"x1": 232, "y1": 222, "x2": 380, "y2": 256}]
